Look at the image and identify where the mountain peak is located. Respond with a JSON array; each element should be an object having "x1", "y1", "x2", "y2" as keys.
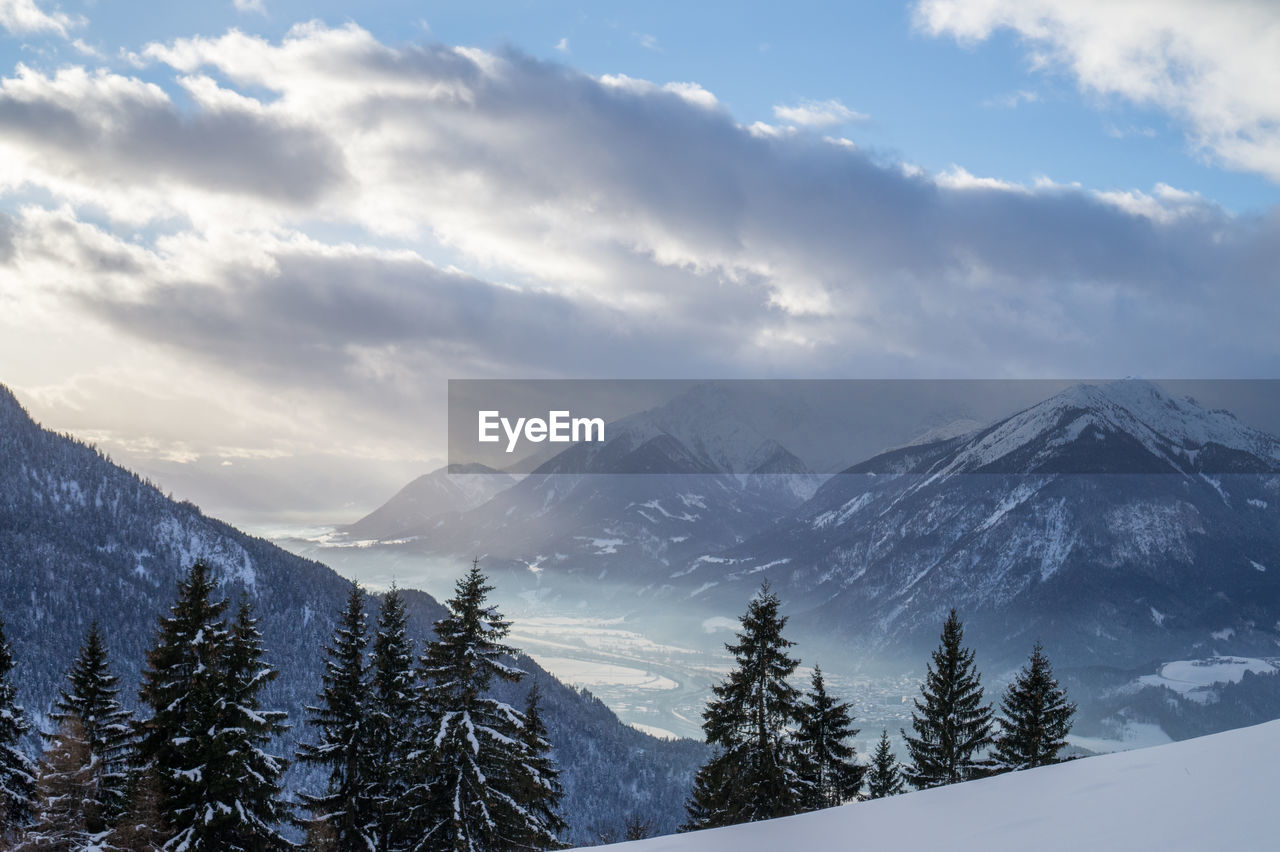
[{"x1": 940, "y1": 379, "x2": 1280, "y2": 476}]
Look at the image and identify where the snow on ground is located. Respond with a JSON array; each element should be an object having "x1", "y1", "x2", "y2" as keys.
[
  {"x1": 1066, "y1": 721, "x2": 1172, "y2": 754},
  {"x1": 530, "y1": 656, "x2": 679, "y2": 690},
  {"x1": 1138, "y1": 657, "x2": 1280, "y2": 702},
  {"x1": 595, "y1": 719, "x2": 1280, "y2": 851},
  {"x1": 629, "y1": 722, "x2": 681, "y2": 740}
]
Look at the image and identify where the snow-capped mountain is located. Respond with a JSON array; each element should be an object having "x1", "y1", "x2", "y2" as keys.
[
  {"x1": 0, "y1": 384, "x2": 704, "y2": 842},
  {"x1": 683, "y1": 380, "x2": 1280, "y2": 667}
]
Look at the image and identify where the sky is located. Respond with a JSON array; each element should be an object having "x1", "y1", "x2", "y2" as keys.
[{"x1": 1, "y1": 0, "x2": 1279, "y2": 514}]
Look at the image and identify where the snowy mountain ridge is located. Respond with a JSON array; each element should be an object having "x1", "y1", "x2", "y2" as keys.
[{"x1": 933, "y1": 379, "x2": 1280, "y2": 478}]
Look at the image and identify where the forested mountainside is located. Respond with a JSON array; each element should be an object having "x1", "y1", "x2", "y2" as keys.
[{"x1": 0, "y1": 384, "x2": 704, "y2": 843}]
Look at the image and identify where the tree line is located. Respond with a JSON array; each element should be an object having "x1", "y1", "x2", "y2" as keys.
[
  {"x1": 0, "y1": 560, "x2": 566, "y2": 851},
  {"x1": 682, "y1": 584, "x2": 1076, "y2": 830}
]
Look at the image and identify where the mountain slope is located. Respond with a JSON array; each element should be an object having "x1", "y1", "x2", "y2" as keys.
[
  {"x1": 0, "y1": 384, "x2": 703, "y2": 843},
  {"x1": 601, "y1": 718, "x2": 1280, "y2": 851},
  {"x1": 690, "y1": 380, "x2": 1280, "y2": 667},
  {"x1": 337, "y1": 462, "x2": 514, "y2": 541}
]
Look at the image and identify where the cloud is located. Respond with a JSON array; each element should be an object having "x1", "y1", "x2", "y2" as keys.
[
  {"x1": 0, "y1": 0, "x2": 81, "y2": 38},
  {"x1": 0, "y1": 210, "x2": 13, "y2": 262},
  {"x1": 772, "y1": 98, "x2": 867, "y2": 128},
  {"x1": 0, "y1": 64, "x2": 347, "y2": 222},
  {"x1": 636, "y1": 32, "x2": 660, "y2": 51},
  {"x1": 233, "y1": 0, "x2": 267, "y2": 14},
  {"x1": 915, "y1": 0, "x2": 1280, "y2": 182},
  {"x1": 554, "y1": 37, "x2": 568, "y2": 53},
  {"x1": 2, "y1": 22, "x2": 1280, "y2": 469},
  {"x1": 984, "y1": 89, "x2": 1039, "y2": 109}
]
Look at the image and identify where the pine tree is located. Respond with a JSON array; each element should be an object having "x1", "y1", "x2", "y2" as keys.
[
  {"x1": 216, "y1": 598, "x2": 292, "y2": 848},
  {"x1": 135, "y1": 562, "x2": 291, "y2": 850},
  {"x1": 993, "y1": 642, "x2": 1076, "y2": 770},
  {"x1": 684, "y1": 582, "x2": 806, "y2": 829},
  {"x1": 20, "y1": 716, "x2": 100, "y2": 850},
  {"x1": 513, "y1": 684, "x2": 566, "y2": 848},
  {"x1": 679, "y1": 755, "x2": 732, "y2": 832},
  {"x1": 901, "y1": 609, "x2": 994, "y2": 789},
  {"x1": 796, "y1": 666, "x2": 863, "y2": 810},
  {"x1": 407, "y1": 560, "x2": 557, "y2": 851},
  {"x1": 866, "y1": 730, "x2": 904, "y2": 799},
  {"x1": 0, "y1": 615, "x2": 37, "y2": 841},
  {"x1": 367, "y1": 586, "x2": 417, "y2": 851},
  {"x1": 106, "y1": 771, "x2": 166, "y2": 851},
  {"x1": 298, "y1": 582, "x2": 377, "y2": 851},
  {"x1": 135, "y1": 560, "x2": 230, "y2": 850},
  {"x1": 47, "y1": 623, "x2": 134, "y2": 829}
]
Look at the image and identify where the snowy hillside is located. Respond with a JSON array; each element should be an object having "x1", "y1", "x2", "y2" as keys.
[{"x1": 598, "y1": 719, "x2": 1280, "y2": 851}]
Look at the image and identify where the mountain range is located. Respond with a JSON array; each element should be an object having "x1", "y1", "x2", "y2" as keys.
[{"x1": 336, "y1": 380, "x2": 1280, "y2": 739}]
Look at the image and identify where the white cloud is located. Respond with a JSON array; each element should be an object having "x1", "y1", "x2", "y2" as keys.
[
  {"x1": 69, "y1": 38, "x2": 101, "y2": 58},
  {"x1": 772, "y1": 98, "x2": 866, "y2": 128},
  {"x1": 232, "y1": 0, "x2": 266, "y2": 15},
  {"x1": 2, "y1": 22, "x2": 1279, "y2": 467},
  {"x1": 935, "y1": 165, "x2": 1030, "y2": 193},
  {"x1": 0, "y1": 0, "x2": 82, "y2": 37},
  {"x1": 555, "y1": 37, "x2": 569, "y2": 53},
  {"x1": 598, "y1": 74, "x2": 718, "y2": 109},
  {"x1": 1094, "y1": 182, "x2": 1212, "y2": 224},
  {"x1": 916, "y1": 0, "x2": 1280, "y2": 182},
  {"x1": 636, "y1": 32, "x2": 660, "y2": 51},
  {"x1": 984, "y1": 89, "x2": 1040, "y2": 109}
]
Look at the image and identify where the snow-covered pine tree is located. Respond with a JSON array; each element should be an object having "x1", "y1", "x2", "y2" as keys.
[
  {"x1": 136, "y1": 562, "x2": 292, "y2": 850},
  {"x1": 215, "y1": 598, "x2": 292, "y2": 849},
  {"x1": 796, "y1": 666, "x2": 863, "y2": 809},
  {"x1": 135, "y1": 560, "x2": 229, "y2": 849},
  {"x1": 993, "y1": 642, "x2": 1076, "y2": 770},
  {"x1": 0, "y1": 615, "x2": 37, "y2": 841},
  {"x1": 513, "y1": 684, "x2": 566, "y2": 848},
  {"x1": 106, "y1": 770, "x2": 166, "y2": 851},
  {"x1": 368, "y1": 586, "x2": 417, "y2": 851},
  {"x1": 407, "y1": 561, "x2": 557, "y2": 851},
  {"x1": 47, "y1": 623, "x2": 134, "y2": 829},
  {"x1": 298, "y1": 582, "x2": 377, "y2": 851},
  {"x1": 678, "y1": 755, "x2": 732, "y2": 832},
  {"x1": 901, "y1": 609, "x2": 994, "y2": 789},
  {"x1": 866, "y1": 730, "x2": 904, "y2": 799},
  {"x1": 19, "y1": 716, "x2": 99, "y2": 850},
  {"x1": 684, "y1": 582, "x2": 807, "y2": 829}
]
